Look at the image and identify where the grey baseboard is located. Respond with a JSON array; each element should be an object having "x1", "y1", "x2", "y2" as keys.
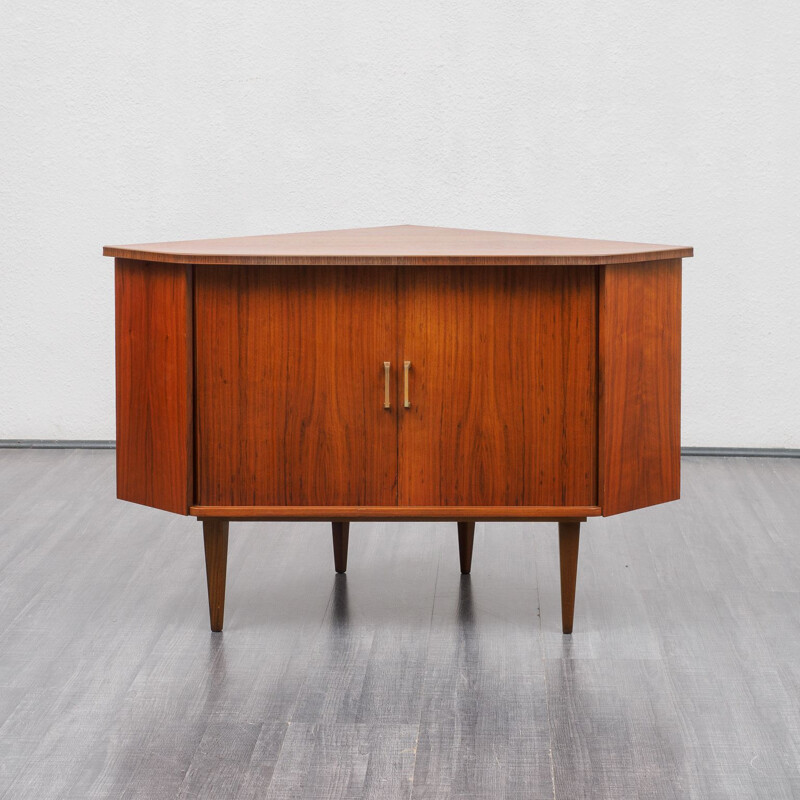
[
  {"x1": 680, "y1": 446, "x2": 800, "y2": 458},
  {"x1": 0, "y1": 440, "x2": 798, "y2": 458},
  {"x1": 0, "y1": 439, "x2": 116, "y2": 449}
]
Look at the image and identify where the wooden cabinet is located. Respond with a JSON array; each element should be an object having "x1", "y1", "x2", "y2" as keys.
[
  {"x1": 194, "y1": 263, "x2": 597, "y2": 510},
  {"x1": 106, "y1": 225, "x2": 691, "y2": 634}
]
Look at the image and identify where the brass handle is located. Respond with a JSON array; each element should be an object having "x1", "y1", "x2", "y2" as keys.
[
  {"x1": 383, "y1": 362, "x2": 391, "y2": 409},
  {"x1": 403, "y1": 361, "x2": 411, "y2": 408}
]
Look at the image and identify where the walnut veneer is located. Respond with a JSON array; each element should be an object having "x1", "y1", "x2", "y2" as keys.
[{"x1": 106, "y1": 224, "x2": 691, "y2": 634}]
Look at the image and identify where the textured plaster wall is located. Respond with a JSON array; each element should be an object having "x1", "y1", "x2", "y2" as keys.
[{"x1": 1, "y1": 1, "x2": 799, "y2": 446}]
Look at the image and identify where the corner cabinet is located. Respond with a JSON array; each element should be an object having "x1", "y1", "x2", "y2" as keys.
[{"x1": 106, "y1": 225, "x2": 691, "y2": 634}]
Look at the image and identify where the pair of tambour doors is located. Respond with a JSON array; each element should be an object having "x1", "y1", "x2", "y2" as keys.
[{"x1": 194, "y1": 264, "x2": 597, "y2": 509}]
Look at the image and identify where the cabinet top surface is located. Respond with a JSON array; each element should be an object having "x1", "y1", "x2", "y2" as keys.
[{"x1": 104, "y1": 224, "x2": 692, "y2": 266}]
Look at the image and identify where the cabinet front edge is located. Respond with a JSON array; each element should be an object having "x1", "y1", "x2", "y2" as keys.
[
  {"x1": 189, "y1": 505, "x2": 601, "y2": 521},
  {"x1": 104, "y1": 248, "x2": 693, "y2": 266}
]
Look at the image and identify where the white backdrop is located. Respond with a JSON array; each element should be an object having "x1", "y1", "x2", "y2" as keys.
[{"x1": 2, "y1": 1, "x2": 798, "y2": 446}]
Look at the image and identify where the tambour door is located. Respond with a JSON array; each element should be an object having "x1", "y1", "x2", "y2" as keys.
[
  {"x1": 398, "y1": 265, "x2": 597, "y2": 507},
  {"x1": 195, "y1": 265, "x2": 397, "y2": 506}
]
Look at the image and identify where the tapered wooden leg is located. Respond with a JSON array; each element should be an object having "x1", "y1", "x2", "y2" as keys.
[
  {"x1": 202, "y1": 519, "x2": 229, "y2": 632},
  {"x1": 558, "y1": 520, "x2": 580, "y2": 634},
  {"x1": 332, "y1": 521, "x2": 350, "y2": 573},
  {"x1": 457, "y1": 521, "x2": 475, "y2": 574}
]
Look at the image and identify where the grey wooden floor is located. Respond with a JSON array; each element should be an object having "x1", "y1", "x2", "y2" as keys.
[{"x1": 1, "y1": 451, "x2": 799, "y2": 799}]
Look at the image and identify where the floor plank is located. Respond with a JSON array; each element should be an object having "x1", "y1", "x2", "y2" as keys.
[
  {"x1": 411, "y1": 526, "x2": 552, "y2": 798},
  {"x1": 0, "y1": 451, "x2": 799, "y2": 798}
]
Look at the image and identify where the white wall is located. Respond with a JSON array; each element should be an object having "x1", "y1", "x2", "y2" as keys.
[{"x1": 2, "y1": 1, "x2": 799, "y2": 446}]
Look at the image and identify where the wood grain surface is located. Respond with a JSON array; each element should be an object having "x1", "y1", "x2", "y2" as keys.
[
  {"x1": 456, "y1": 521, "x2": 475, "y2": 574},
  {"x1": 599, "y1": 259, "x2": 681, "y2": 515},
  {"x1": 331, "y1": 521, "x2": 350, "y2": 573},
  {"x1": 202, "y1": 518, "x2": 228, "y2": 631},
  {"x1": 114, "y1": 258, "x2": 192, "y2": 514},
  {"x1": 194, "y1": 265, "x2": 397, "y2": 507},
  {"x1": 558, "y1": 520, "x2": 581, "y2": 634},
  {"x1": 104, "y1": 224, "x2": 692, "y2": 266},
  {"x1": 398, "y1": 265, "x2": 597, "y2": 507},
  {"x1": 190, "y1": 505, "x2": 597, "y2": 520}
]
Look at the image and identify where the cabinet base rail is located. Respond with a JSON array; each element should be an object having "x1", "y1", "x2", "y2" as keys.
[
  {"x1": 191, "y1": 505, "x2": 598, "y2": 521},
  {"x1": 201, "y1": 518, "x2": 582, "y2": 635}
]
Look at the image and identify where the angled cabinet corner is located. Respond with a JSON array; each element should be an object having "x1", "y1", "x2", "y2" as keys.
[
  {"x1": 599, "y1": 259, "x2": 682, "y2": 515},
  {"x1": 115, "y1": 258, "x2": 193, "y2": 514}
]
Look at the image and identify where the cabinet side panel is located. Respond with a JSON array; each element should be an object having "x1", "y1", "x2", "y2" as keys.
[
  {"x1": 599, "y1": 259, "x2": 681, "y2": 516},
  {"x1": 115, "y1": 258, "x2": 192, "y2": 514}
]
